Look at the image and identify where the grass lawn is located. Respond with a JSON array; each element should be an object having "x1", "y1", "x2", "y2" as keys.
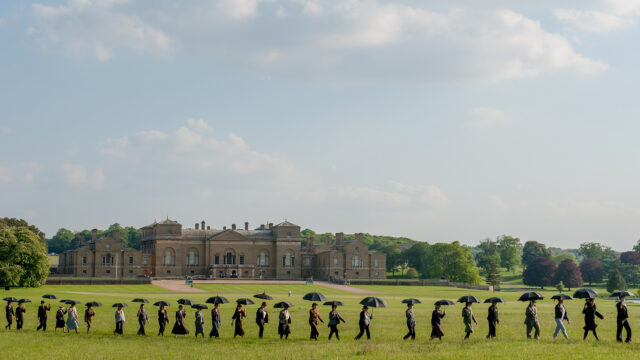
[{"x1": 1, "y1": 284, "x2": 639, "y2": 359}]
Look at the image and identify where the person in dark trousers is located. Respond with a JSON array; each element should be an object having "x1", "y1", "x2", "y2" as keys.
[
  {"x1": 430, "y1": 305, "x2": 446, "y2": 340},
  {"x1": 171, "y1": 305, "x2": 189, "y2": 336},
  {"x1": 36, "y1": 301, "x2": 50, "y2": 331},
  {"x1": 209, "y1": 303, "x2": 221, "y2": 338},
  {"x1": 525, "y1": 300, "x2": 540, "y2": 339},
  {"x1": 278, "y1": 305, "x2": 292, "y2": 340},
  {"x1": 5, "y1": 301, "x2": 14, "y2": 329},
  {"x1": 157, "y1": 305, "x2": 169, "y2": 336},
  {"x1": 231, "y1": 304, "x2": 246, "y2": 338},
  {"x1": 328, "y1": 305, "x2": 345, "y2": 340},
  {"x1": 309, "y1": 303, "x2": 324, "y2": 340},
  {"x1": 15, "y1": 302, "x2": 25, "y2": 330},
  {"x1": 487, "y1": 301, "x2": 499, "y2": 338},
  {"x1": 256, "y1": 302, "x2": 268, "y2": 338},
  {"x1": 136, "y1": 304, "x2": 148, "y2": 336},
  {"x1": 354, "y1": 305, "x2": 372, "y2": 340},
  {"x1": 403, "y1": 303, "x2": 416, "y2": 340},
  {"x1": 194, "y1": 307, "x2": 205, "y2": 338},
  {"x1": 616, "y1": 295, "x2": 631, "y2": 343},
  {"x1": 463, "y1": 302, "x2": 477, "y2": 340},
  {"x1": 55, "y1": 306, "x2": 67, "y2": 332},
  {"x1": 583, "y1": 298, "x2": 603, "y2": 341},
  {"x1": 114, "y1": 305, "x2": 125, "y2": 335},
  {"x1": 553, "y1": 298, "x2": 569, "y2": 339},
  {"x1": 84, "y1": 305, "x2": 95, "y2": 334}
]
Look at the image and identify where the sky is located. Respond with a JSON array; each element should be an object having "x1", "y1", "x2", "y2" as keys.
[{"x1": 1, "y1": 0, "x2": 640, "y2": 250}]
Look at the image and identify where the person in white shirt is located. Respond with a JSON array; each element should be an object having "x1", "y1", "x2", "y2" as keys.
[
  {"x1": 114, "y1": 306, "x2": 126, "y2": 335},
  {"x1": 278, "y1": 305, "x2": 291, "y2": 339}
]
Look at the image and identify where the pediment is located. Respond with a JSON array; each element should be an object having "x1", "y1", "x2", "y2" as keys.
[{"x1": 209, "y1": 230, "x2": 248, "y2": 241}]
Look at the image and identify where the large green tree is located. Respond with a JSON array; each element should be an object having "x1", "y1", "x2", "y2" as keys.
[
  {"x1": 554, "y1": 258, "x2": 583, "y2": 290},
  {"x1": 0, "y1": 225, "x2": 49, "y2": 287},
  {"x1": 47, "y1": 228, "x2": 75, "y2": 254},
  {"x1": 607, "y1": 268, "x2": 627, "y2": 293},
  {"x1": 523, "y1": 257, "x2": 557, "y2": 289},
  {"x1": 421, "y1": 242, "x2": 481, "y2": 284},
  {"x1": 0, "y1": 217, "x2": 46, "y2": 244},
  {"x1": 521, "y1": 241, "x2": 552, "y2": 269},
  {"x1": 497, "y1": 235, "x2": 521, "y2": 271},
  {"x1": 475, "y1": 238, "x2": 498, "y2": 271}
]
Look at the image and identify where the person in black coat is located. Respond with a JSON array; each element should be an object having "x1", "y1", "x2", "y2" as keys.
[
  {"x1": 209, "y1": 303, "x2": 221, "y2": 338},
  {"x1": 36, "y1": 301, "x2": 51, "y2": 331},
  {"x1": 157, "y1": 305, "x2": 169, "y2": 336},
  {"x1": 486, "y1": 302, "x2": 499, "y2": 338},
  {"x1": 616, "y1": 295, "x2": 631, "y2": 343},
  {"x1": 354, "y1": 306, "x2": 372, "y2": 340},
  {"x1": 55, "y1": 306, "x2": 67, "y2": 332},
  {"x1": 171, "y1": 305, "x2": 189, "y2": 336},
  {"x1": 15, "y1": 303, "x2": 25, "y2": 330},
  {"x1": 430, "y1": 305, "x2": 445, "y2": 340},
  {"x1": 256, "y1": 302, "x2": 269, "y2": 339},
  {"x1": 5, "y1": 301, "x2": 14, "y2": 329},
  {"x1": 231, "y1": 304, "x2": 246, "y2": 338},
  {"x1": 583, "y1": 298, "x2": 603, "y2": 341}
]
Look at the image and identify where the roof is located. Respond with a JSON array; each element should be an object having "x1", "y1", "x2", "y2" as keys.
[
  {"x1": 275, "y1": 220, "x2": 298, "y2": 227},
  {"x1": 141, "y1": 218, "x2": 180, "y2": 229}
]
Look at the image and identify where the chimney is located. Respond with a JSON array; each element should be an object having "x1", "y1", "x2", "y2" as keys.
[
  {"x1": 336, "y1": 232, "x2": 344, "y2": 246},
  {"x1": 195, "y1": 223, "x2": 199, "y2": 230},
  {"x1": 260, "y1": 224, "x2": 266, "y2": 230},
  {"x1": 232, "y1": 224, "x2": 236, "y2": 230},
  {"x1": 91, "y1": 229, "x2": 97, "y2": 242},
  {"x1": 201, "y1": 221, "x2": 205, "y2": 230},
  {"x1": 78, "y1": 233, "x2": 85, "y2": 244},
  {"x1": 223, "y1": 226, "x2": 227, "y2": 230},
  {"x1": 355, "y1": 233, "x2": 363, "y2": 242},
  {"x1": 268, "y1": 222, "x2": 273, "y2": 229},
  {"x1": 244, "y1": 222, "x2": 249, "y2": 231},
  {"x1": 325, "y1": 236, "x2": 331, "y2": 245},
  {"x1": 207, "y1": 226, "x2": 210, "y2": 230},
  {"x1": 307, "y1": 236, "x2": 314, "y2": 248},
  {"x1": 113, "y1": 229, "x2": 120, "y2": 242}
]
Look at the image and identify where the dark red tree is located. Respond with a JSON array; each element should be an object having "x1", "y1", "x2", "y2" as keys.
[
  {"x1": 554, "y1": 259, "x2": 583, "y2": 290},
  {"x1": 523, "y1": 257, "x2": 557, "y2": 289},
  {"x1": 620, "y1": 251, "x2": 640, "y2": 265},
  {"x1": 580, "y1": 258, "x2": 603, "y2": 285}
]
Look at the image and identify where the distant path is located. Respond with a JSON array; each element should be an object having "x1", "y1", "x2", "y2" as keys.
[
  {"x1": 314, "y1": 281, "x2": 378, "y2": 294},
  {"x1": 152, "y1": 280, "x2": 206, "y2": 293},
  {"x1": 501, "y1": 281, "x2": 526, "y2": 292},
  {"x1": 153, "y1": 279, "x2": 378, "y2": 294}
]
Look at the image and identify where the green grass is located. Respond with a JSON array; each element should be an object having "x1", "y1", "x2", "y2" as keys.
[{"x1": 1, "y1": 284, "x2": 639, "y2": 359}]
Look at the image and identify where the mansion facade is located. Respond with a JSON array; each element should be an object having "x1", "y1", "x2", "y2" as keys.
[{"x1": 57, "y1": 219, "x2": 386, "y2": 281}]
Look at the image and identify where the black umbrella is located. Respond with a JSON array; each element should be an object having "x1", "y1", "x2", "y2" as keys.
[
  {"x1": 611, "y1": 291, "x2": 634, "y2": 298},
  {"x1": 177, "y1": 298, "x2": 194, "y2": 306},
  {"x1": 401, "y1": 298, "x2": 422, "y2": 305},
  {"x1": 360, "y1": 297, "x2": 387, "y2": 308},
  {"x1": 483, "y1": 297, "x2": 505, "y2": 303},
  {"x1": 551, "y1": 294, "x2": 573, "y2": 300},
  {"x1": 65, "y1": 300, "x2": 81, "y2": 305},
  {"x1": 153, "y1": 301, "x2": 171, "y2": 307},
  {"x1": 112, "y1": 303, "x2": 128, "y2": 308},
  {"x1": 457, "y1": 296, "x2": 481, "y2": 304},
  {"x1": 236, "y1": 298, "x2": 255, "y2": 305},
  {"x1": 303, "y1": 292, "x2": 326, "y2": 302},
  {"x1": 85, "y1": 301, "x2": 103, "y2": 307},
  {"x1": 191, "y1": 304, "x2": 208, "y2": 309},
  {"x1": 573, "y1": 288, "x2": 598, "y2": 299},
  {"x1": 18, "y1": 299, "x2": 31, "y2": 303},
  {"x1": 273, "y1": 301, "x2": 293, "y2": 308},
  {"x1": 518, "y1": 292, "x2": 544, "y2": 301},
  {"x1": 42, "y1": 294, "x2": 58, "y2": 300},
  {"x1": 206, "y1": 296, "x2": 229, "y2": 305},
  {"x1": 254, "y1": 292, "x2": 273, "y2": 300},
  {"x1": 132, "y1": 298, "x2": 149, "y2": 303},
  {"x1": 323, "y1": 300, "x2": 344, "y2": 306},
  {"x1": 435, "y1": 300, "x2": 455, "y2": 306},
  {"x1": 3, "y1": 297, "x2": 18, "y2": 302},
  {"x1": 59, "y1": 299, "x2": 70, "y2": 303}
]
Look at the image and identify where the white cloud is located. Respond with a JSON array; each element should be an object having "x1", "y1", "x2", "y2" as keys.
[
  {"x1": 217, "y1": 0, "x2": 258, "y2": 20},
  {"x1": 466, "y1": 107, "x2": 512, "y2": 129},
  {"x1": 553, "y1": 8, "x2": 632, "y2": 33},
  {"x1": 61, "y1": 163, "x2": 105, "y2": 189},
  {"x1": 23, "y1": 162, "x2": 43, "y2": 183},
  {"x1": 320, "y1": 181, "x2": 448, "y2": 208},
  {"x1": 186, "y1": 118, "x2": 211, "y2": 132},
  {"x1": 0, "y1": 166, "x2": 11, "y2": 183},
  {"x1": 136, "y1": 129, "x2": 168, "y2": 143},
  {"x1": 606, "y1": 0, "x2": 640, "y2": 16},
  {"x1": 98, "y1": 136, "x2": 129, "y2": 157},
  {"x1": 0, "y1": 126, "x2": 10, "y2": 134}
]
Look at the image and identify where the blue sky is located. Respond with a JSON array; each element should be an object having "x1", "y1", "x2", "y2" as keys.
[{"x1": 1, "y1": 0, "x2": 640, "y2": 249}]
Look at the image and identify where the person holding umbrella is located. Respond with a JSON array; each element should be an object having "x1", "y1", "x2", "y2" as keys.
[
  {"x1": 194, "y1": 306, "x2": 205, "y2": 338},
  {"x1": 486, "y1": 301, "x2": 499, "y2": 338},
  {"x1": 525, "y1": 300, "x2": 540, "y2": 339},
  {"x1": 85, "y1": 304, "x2": 96, "y2": 334},
  {"x1": 157, "y1": 304, "x2": 169, "y2": 336},
  {"x1": 5, "y1": 300, "x2": 14, "y2": 329},
  {"x1": 355, "y1": 305, "x2": 372, "y2": 340},
  {"x1": 231, "y1": 303, "x2": 247, "y2": 338},
  {"x1": 15, "y1": 301, "x2": 26, "y2": 330},
  {"x1": 136, "y1": 304, "x2": 148, "y2": 336},
  {"x1": 55, "y1": 305, "x2": 67, "y2": 332},
  {"x1": 430, "y1": 303, "x2": 446, "y2": 340},
  {"x1": 553, "y1": 297, "x2": 570, "y2": 339},
  {"x1": 114, "y1": 305, "x2": 126, "y2": 335},
  {"x1": 172, "y1": 304, "x2": 189, "y2": 336},
  {"x1": 278, "y1": 303, "x2": 292, "y2": 340},
  {"x1": 209, "y1": 303, "x2": 221, "y2": 339},
  {"x1": 309, "y1": 302, "x2": 324, "y2": 340},
  {"x1": 66, "y1": 303, "x2": 79, "y2": 334},
  {"x1": 582, "y1": 298, "x2": 603, "y2": 341},
  {"x1": 462, "y1": 302, "x2": 477, "y2": 340},
  {"x1": 37, "y1": 300, "x2": 51, "y2": 331},
  {"x1": 403, "y1": 303, "x2": 416, "y2": 340},
  {"x1": 614, "y1": 291, "x2": 632, "y2": 343},
  {"x1": 256, "y1": 301, "x2": 269, "y2": 339},
  {"x1": 327, "y1": 304, "x2": 345, "y2": 340}
]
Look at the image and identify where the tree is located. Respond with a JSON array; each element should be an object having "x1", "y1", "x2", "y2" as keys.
[
  {"x1": 552, "y1": 253, "x2": 578, "y2": 265},
  {"x1": 578, "y1": 242, "x2": 610, "y2": 260},
  {"x1": 633, "y1": 239, "x2": 640, "y2": 255},
  {"x1": 379, "y1": 243, "x2": 402, "y2": 273},
  {"x1": 554, "y1": 258, "x2": 583, "y2": 290},
  {"x1": 521, "y1": 241, "x2": 552, "y2": 269},
  {"x1": 475, "y1": 238, "x2": 498, "y2": 271},
  {"x1": 497, "y1": 235, "x2": 521, "y2": 271},
  {"x1": 621, "y1": 251, "x2": 640, "y2": 265},
  {"x1": 46, "y1": 228, "x2": 75, "y2": 254},
  {"x1": 406, "y1": 267, "x2": 419, "y2": 279},
  {"x1": 619, "y1": 263, "x2": 640, "y2": 288},
  {"x1": 403, "y1": 242, "x2": 430, "y2": 276},
  {"x1": 421, "y1": 242, "x2": 481, "y2": 284},
  {"x1": 555, "y1": 281, "x2": 564, "y2": 293},
  {"x1": 607, "y1": 269, "x2": 627, "y2": 293},
  {"x1": 484, "y1": 258, "x2": 501, "y2": 288},
  {"x1": 523, "y1": 257, "x2": 557, "y2": 289},
  {"x1": 0, "y1": 225, "x2": 49, "y2": 287},
  {"x1": 0, "y1": 217, "x2": 46, "y2": 244},
  {"x1": 580, "y1": 258, "x2": 603, "y2": 286}
]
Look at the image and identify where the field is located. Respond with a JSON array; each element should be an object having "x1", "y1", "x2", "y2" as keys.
[{"x1": 1, "y1": 283, "x2": 639, "y2": 359}]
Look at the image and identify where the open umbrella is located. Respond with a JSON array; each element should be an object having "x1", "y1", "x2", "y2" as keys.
[
  {"x1": 42, "y1": 294, "x2": 58, "y2": 300},
  {"x1": 191, "y1": 304, "x2": 208, "y2": 309},
  {"x1": 551, "y1": 294, "x2": 573, "y2": 301},
  {"x1": 132, "y1": 298, "x2": 149, "y2": 303},
  {"x1": 401, "y1": 298, "x2": 422, "y2": 305},
  {"x1": 85, "y1": 301, "x2": 102, "y2": 307},
  {"x1": 435, "y1": 300, "x2": 455, "y2": 306},
  {"x1": 236, "y1": 298, "x2": 255, "y2": 305},
  {"x1": 611, "y1": 291, "x2": 634, "y2": 298},
  {"x1": 303, "y1": 292, "x2": 326, "y2": 302},
  {"x1": 254, "y1": 292, "x2": 273, "y2": 300},
  {"x1": 273, "y1": 301, "x2": 293, "y2": 308},
  {"x1": 177, "y1": 298, "x2": 194, "y2": 306},
  {"x1": 153, "y1": 301, "x2": 171, "y2": 307},
  {"x1": 323, "y1": 300, "x2": 344, "y2": 306},
  {"x1": 59, "y1": 299, "x2": 70, "y2": 303},
  {"x1": 112, "y1": 303, "x2": 128, "y2": 308},
  {"x1": 457, "y1": 296, "x2": 481, "y2": 304},
  {"x1": 65, "y1": 300, "x2": 81, "y2": 305},
  {"x1": 18, "y1": 299, "x2": 32, "y2": 303},
  {"x1": 518, "y1": 292, "x2": 544, "y2": 301},
  {"x1": 360, "y1": 297, "x2": 387, "y2": 308},
  {"x1": 206, "y1": 296, "x2": 229, "y2": 305},
  {"x1": 573, "y1": 288, "x2": 598, "y2": 299},
  {"x1": 3, "y1": 297, "x2": 18, "y2": 302},
  {"x1": 483, "y1": 297, "x2": 505, "y2": 303}
]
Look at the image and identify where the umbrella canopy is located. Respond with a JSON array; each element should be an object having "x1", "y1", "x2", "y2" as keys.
[
  {"x1": 360, "y1": 297, "x2": 387, "y2": 308},
  {"x1": 42, "y1": 294, "x2": 58, "y2": 300},
  {"x1": 112, "y1": 303, "x2": 128, "y2": 308},
  {"x1": 551, "y1": 294, "x2": 573, "y2": 301},
  {"x1": 3, "y1": 297, "x2": 18, "y2": 302},
  {"x1": 153, "y1": 301, "x2": 171, "y2": 307},
  {"x1": 573, "y1": 288, "x2": 598, "y2": 299},
  {"x1": 59, "y1": 299, "x2": 70, "y2": 303},
  {"x1": 401, "y1": 298, "x2": 422, "y2": 305},
  {"x1": 132, "y1": 298, "x2": 149, "y2": 303},
  {"x1": 457, "y1": 296, "x2": 481, "y2": 304},
  {"x1": 435, "y1": 300, "x2": 456, "y2": 306},
  {"x1": 611, "y1": 291, "x2": 634, "y2": 298},
  {"x1": 303, "y1": 292, "x2": 326, "y2": 302},
  {"x1": 65, "y1": 300, "x2": 82, "y2": 305},
  {"x1": 177, "y1": 298, "x2": 194, "y2": 306},
  {"x1": 206, "y1": 296, "x2": 229, "y2": 305},
  {"x1": 191, "y1": 304, "x2": 208, "y2": 310},
  {"x1": 236, "y1": 298, "x2": 255, "y2": 305},
  {"x1": 273, "y1": 301, "x2": 294, "y2": 308},
  {"x1": 254, "y1": 292, "x2": 274, "y2": 300},
  {"x1": 323, "y1": 300, "x2": 344, "y2": 306},
  {"x1": 85, "y1": 301, "x2": 103, "y2": 307},
  {"x1": 18, "y1": 299, "x2": 32, "y2": 303},
  {"x1": 483, "y1": 297, "x2": 506, "y2": 303},
  {"x1": 518, "y1": 292, "x2": 544, "y2": 301}
]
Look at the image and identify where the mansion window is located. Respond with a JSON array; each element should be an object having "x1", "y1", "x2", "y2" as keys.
[
  {"x1": 352, "y1": 255, "x2": 363, "y2": 268},
  {"x1": 82, "y1": 256, "x2": 87, "y2": 266},
  {"x1": 239, "y1": 255, "x2": 245, "y2": 265},
  {"x1": 162, "y1": 249, "x2": 175, "y2": 266},
  {"x1": 143, "y1": 257, "x2": 147, "y2": 265},
  {"x1": 304, "y1": 257, "x2": 311, "y2": 266},
  {"x1": 224, "y1": 251, "x2": 235, "y2": 265},
  {"x1": 286, "y1": 232, "x2": 292, "y2": 238},
  {"x1": 186, "y1": 250, "x2": 199, "y2": 266},
  {"x1": 102, "y1": 254, "x2": 113, "y2": 266},
  {"x1": 258, "y1": 252, "x2": 269, "y2": 267},
  {"x1": 374, "y1": 258, "x2": 379, "y2": 267},
  {"x1": 106, "y1": 244, "x2": 111, "y2": 250},
  {"x1": 333, "y1": 257, "x2": 338, "y2": 266},
  {"x1": 282, "y1": 251, "x2": 294, "y2": 268},
  {"x1": 129, "y1": 256, "x2": 134, "y2": 265},
  {"x1": 214, "y1": 255, "x2": 220, "y2": 265}
]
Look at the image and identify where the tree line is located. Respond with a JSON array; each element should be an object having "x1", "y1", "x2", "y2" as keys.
[{"x1": 47, "y1": 223, "x2": 142, "y2": 254}]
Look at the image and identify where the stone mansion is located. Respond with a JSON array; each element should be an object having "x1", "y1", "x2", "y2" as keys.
[{"x1": 57, "y1": 219, "x2": 386, "y2": 281}]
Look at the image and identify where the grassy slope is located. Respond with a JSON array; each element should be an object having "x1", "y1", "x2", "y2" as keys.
[{"x1": 1, "y1": 284, "x2": 639, "y2": 359}]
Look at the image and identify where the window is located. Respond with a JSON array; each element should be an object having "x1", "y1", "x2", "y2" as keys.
[
  {"x1": 283, "y1": 251, "x2": 294, "y2": 267},
  {"x1": 244, "y1": 271, "x2": 248, "y2": 275},
  {"x1": 239, "y1": 255, "x2": 245, "y2": 265},
  {"x1": 82, "y1": 270, "x2": 87, "y2": 274},
  {"x1": 167, "y1": 270, "x2": 171, "y2": 274},
  {"x1": 143, "y1": 257, "x2": 148, "y2": 265},
  {"x1": 190, "y1": 270, "x2": 194, "y2": 274},
  {"x1": 355, "y1": 271, "x2": 359, "y2": 276},
  {"x1": 258, "y1": 251, "x2": 269, "y2": 266},
  {"x1": 214, "y1": 255, "x2": 219, "y2": 265},
  {"x1": 352, "y1": 255, "x2": 362, "y2": 268},
  {"x1": 106, "y1": 244, "x2": 110, "y2": 250},
  {"x1": 374, "y1": 258, "x2": 379, "y2": 267},
  {"x1": 286, "y1": 231, "x2": 292, "y2": 238},
  {"x1": 129, "y1": 270, "x2": 133, "y2": 274},
  {"x1": 224, "y1": 251, "x2": 235, "y2": 265},
  {"x1": 333, "y1": 257, "x2": 338, "y2": 266},
  {"x1": 102, "y1": 254, "x2": 113, "y2": 266},
  {"x1": 334, "y1": 272, "x2": 339, "y2": 276},
  {"x1": 186, "y1": 250, "x2": 199, "y2": 266},
  {"x1": 106, "y1": 270, "x2": 111, "y2": 274},
  {"x1": 129, "y1": 256, "x2": 133, "y2": 265},
  {"x1": 168, "y1": 230, "x2": 172, "y2": 234},
  {"x1": 355, "y1": 247, "x2": 359, "y2": 253},
  {"x1": 304, "y1": 257, "x2": 311, "y2": 266},
  {"x1": 375, "y1": 272, "x2": 379, "y2": 277},
  {"x1": 162, "y1": 249, "x2": 175, "y2": 266},
  {"x1": 82, "y1": 256, "x2": 87, "y2": 266}
]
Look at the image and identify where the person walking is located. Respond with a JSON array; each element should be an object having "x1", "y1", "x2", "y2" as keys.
[
  {"x1": 231, "y1": 304, "x2": 246, "y2": 338},
  {"x1": 525, "y1": 300, "x2": 540, "y2": 339},
  {"x1": 157, "y1": 305, "x2": 169, "y2": 336},
  {"x1": 15, "y1": 302, "x2": 25, "y2": 330},
  {"x1": 209, "y1": 303, "x2": 221, "y2": 338},
  {"x1": 327, "y1": 305, "x2": 345, "y2": 340},
  {"x1": 114, "y1": 305, "x2": 125, "y2": 335},
  {"x1": 171, "y1": 305, "x2": 189, "y2": 336},
  {"x1": 430, "y1": 305, "x2": 446, "y2": 340},
  {"x1": 583, "y1": 298, "x2": 603, "y2": 341},
  {"x1": 354, "y1": 305, "x2": 372, "y2": 340},
  {"x1": 136, "y1": 304, "x2": 148, "y2": 336},
  {"x1": 553, "y1": 299, "x2": 569, "y2": 339},
  {"x1": 403, "y1": 303, "x2": 416, "y2": 340},
  {"x1": 616, "y1": 295, "x2": 631, "y2": 343},
  {"x1": 278, "y1": 304, "x2": 292, "y2": 340},
  {"x1": 256, "y1": 302, "x2": 268, "y2": 338},
  {"x1": 36, "y1": 301, "x2": 50, "y2": 331},
  {"x1": 84, "y1": 305, "x2": 95, "y2": 334},
  {"x1": 5, "y1": 300, "x2": 14, "y2": 329},
  {"x1": 66, "y1": 304, "x2": 79, "y2": 334},
  {"x1": 194, "y1": 307, "x2": 205, "y2": 338},
  {"x1": 462, "y1": 302, "x2": 477, "y2": 340},
  {"x1": 309, "y1": 303, "x2": 324, "y2": 340},
  {"x1": 487, "y1": 302, "x2": 499, "y2": 338},
  {"x1": 55, "y1": 306, "x2": 67, "y2": 332}
]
